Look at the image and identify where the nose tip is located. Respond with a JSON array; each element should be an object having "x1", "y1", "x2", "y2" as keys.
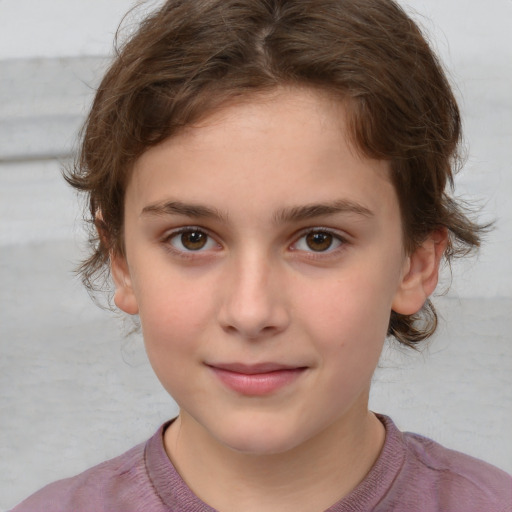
[
  {"x1": 221, "y1": 311, "x2": 286, "y2": 340},
  {"x1": 217, "y1": 263, "x2": 290, "y2": 340},
  {"x1": 223, "y1": 322, "x2": 282, "y2": 340}
]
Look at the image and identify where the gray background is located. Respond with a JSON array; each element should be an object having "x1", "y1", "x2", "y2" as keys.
[{"x1": 1, "y1": 0, "x2": 511, "y2": 509}]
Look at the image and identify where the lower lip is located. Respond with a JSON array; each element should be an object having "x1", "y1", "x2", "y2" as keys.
[{"x1": 209, "y1": 367, "x2": 306, "y2": 396}]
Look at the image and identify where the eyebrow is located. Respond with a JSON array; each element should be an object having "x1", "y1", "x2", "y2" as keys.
[
  {"x1": 140, "y1": 198, "x2": 373, "y2": 224},
  {"x1": 141, "y1": 200, "x2": 228, "y2": 222},
  {"x1": 273, "y1": 199, "x2": 374, "y2": 224}
]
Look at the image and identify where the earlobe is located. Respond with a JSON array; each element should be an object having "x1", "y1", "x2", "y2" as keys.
[
  {"x1": 392, "y1": 229, "x2": 448, "y2": 316},
  {"x1": 111, "y1": 251, "x2": 139, "y2": 315}
]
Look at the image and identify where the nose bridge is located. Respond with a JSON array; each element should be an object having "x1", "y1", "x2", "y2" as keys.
[{"x1": 218, "y1": 245, "x2": 289, "y2": 338}]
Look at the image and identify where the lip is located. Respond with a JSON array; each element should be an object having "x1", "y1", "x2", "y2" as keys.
[{"x1": 207, "y1": 362, "x2": 307, "y2": 396}]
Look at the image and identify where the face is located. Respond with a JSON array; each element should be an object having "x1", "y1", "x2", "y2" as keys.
[{"x1": 113, "y1": 88, "x2": 433, "y2": 455}]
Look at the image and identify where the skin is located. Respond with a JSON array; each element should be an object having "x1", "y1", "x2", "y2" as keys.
[{"x1": 112, "y1": 87, "x2": 446, "y2": 512}]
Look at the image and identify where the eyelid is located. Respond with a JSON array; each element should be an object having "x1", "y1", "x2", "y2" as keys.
[
  {"x1": 289, "y1": 227, "x2": 349, "y2": 253},
  {"x1": 162, "y1": 226, "x2": 222, "y2": 254},
  {"x1": 159, "y1": 225, "x2": 350, "y2": 257}
]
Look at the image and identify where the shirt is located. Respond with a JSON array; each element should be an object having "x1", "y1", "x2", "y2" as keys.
[{"x1": 12, "y1": 415, "x2": 512, "y2": 511}]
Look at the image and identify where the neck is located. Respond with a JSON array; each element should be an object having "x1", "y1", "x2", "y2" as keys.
[{"x1": 164, "y1": 404, "x2": 385, "y2": 512}]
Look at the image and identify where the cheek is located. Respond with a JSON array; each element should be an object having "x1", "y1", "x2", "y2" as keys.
[
  {"x1": 139, "y1": 302, "x2": 206, "y2": 403},
  {"x1": 134, "y1": 262, "x2": 215, "y2": 330},
  {"x1": 294, "y1": 269, "x2": 396, "y2": 395},
  {"x1": 297, "y1": 270, "x2": 395, "y2": 348},
  {"x1": 133, "y1": 272, "x2": 214, "y2": 375}
]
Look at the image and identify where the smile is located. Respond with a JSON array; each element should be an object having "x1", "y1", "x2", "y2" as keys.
[{"x1": 207, "y1": 363, "x2": 308, "y2": 396}]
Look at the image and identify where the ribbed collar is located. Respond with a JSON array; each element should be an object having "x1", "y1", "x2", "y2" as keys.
[{"x1": 144, "y1": 414, "x2": 406, "y2": 512}]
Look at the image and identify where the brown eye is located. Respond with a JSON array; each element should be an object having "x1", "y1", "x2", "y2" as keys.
[
  {"x1": 305, "y1": 231, "x2": 334, "y2": 252},
  {"x1": 169, "y1": 229, "x2": 217, "y2": 252},
  {"x1": 293, "y1": 230, "x2": 344, "y2": 254},
  {"x1": 180, "y1": 231, "x2": 208, "y2": 250}
]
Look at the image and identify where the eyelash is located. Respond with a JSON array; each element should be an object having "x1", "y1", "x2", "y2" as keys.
[
  {"x1": 161, "y1": 227, "x2": 221, "y2": 257},
  {"x1": 290, "y1": 228, "x2": 348, "y2": 255},
  {"x1": 161, "y1": 226, "x2": 348, "y2": 257}
]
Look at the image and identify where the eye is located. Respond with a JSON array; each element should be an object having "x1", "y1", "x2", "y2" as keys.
[
  {"x1": 167, "y1": 228, "x2": 219, "y2": 252},
  {"x1": 293, "y1": 230, "x2": 344, "y2": 253}
]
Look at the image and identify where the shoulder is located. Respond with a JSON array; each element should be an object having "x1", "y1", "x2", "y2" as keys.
[
  {"x1": 371, "y1": 416, "x2": 512, "y2": 512},
  {"x1": 11, "y1": 431, "x2": 164, "y2": 512},
  {"x1": 399, "y1": 428, "x2": 512, "y2": 511}
]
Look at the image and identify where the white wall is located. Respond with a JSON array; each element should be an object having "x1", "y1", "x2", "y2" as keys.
[
  {"x1": 0, "y1": 0, "x2": 157, "y2": 59},
  {"x1": 1, "y1": 1, "x2": 511, "y2": 509}
]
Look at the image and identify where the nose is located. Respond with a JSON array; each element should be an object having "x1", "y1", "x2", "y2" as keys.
[{"x1": 217, "y1": 252, "x2": 290, "y2": 340}]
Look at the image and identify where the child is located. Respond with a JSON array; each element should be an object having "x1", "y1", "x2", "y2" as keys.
[{"x1": 12, "y1": 0, "x2": 512, "y2": 510}]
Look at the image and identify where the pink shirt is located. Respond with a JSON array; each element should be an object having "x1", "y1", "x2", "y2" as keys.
[{"x1": 12, "y1": 415, "x2": 512, "y2": 511}]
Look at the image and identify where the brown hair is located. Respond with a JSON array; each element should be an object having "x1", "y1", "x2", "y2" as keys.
[{"x1": 67, "y1": 0, "x2": 486, "y2": 347}]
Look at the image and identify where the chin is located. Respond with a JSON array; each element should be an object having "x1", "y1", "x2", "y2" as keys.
[
  {"x1": 212, "y1": 416, "x2": 309, "y2": 456},
  {"x1": 223, "y1": 434, "x2": 300, "y2": 456}
]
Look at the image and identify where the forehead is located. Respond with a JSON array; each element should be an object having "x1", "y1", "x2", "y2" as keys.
[
  {"x1": 176, "y1": 87, "x2": 355, "y2": 156},
  {"x1": 127, "y1": 87, "x2": 398, "y2": 225}
]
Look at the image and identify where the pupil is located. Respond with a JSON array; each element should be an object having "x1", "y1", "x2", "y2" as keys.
[
  {"x1": 306, "y1": 232, "x2": 332, "y2": 251},
  {"x1": 182, "y1": 231, "x2": 207, "y2": 250}
]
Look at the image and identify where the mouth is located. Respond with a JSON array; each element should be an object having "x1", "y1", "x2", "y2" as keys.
[{"x1": 206, "y1": 362, "x2": 308, "y2": 396}]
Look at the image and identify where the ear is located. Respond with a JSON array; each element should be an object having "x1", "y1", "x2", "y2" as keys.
[
  {"x1": 392, "y1": 228, "x2": 448, "y2": 316},
  {"x1": 111, "y1": 251, "x2": 139, "y2": 315}
]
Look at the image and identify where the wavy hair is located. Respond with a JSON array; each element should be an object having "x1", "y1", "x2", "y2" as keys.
[{"x1": 67, "y1": 0, "x2": 487, "y2": 347}]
